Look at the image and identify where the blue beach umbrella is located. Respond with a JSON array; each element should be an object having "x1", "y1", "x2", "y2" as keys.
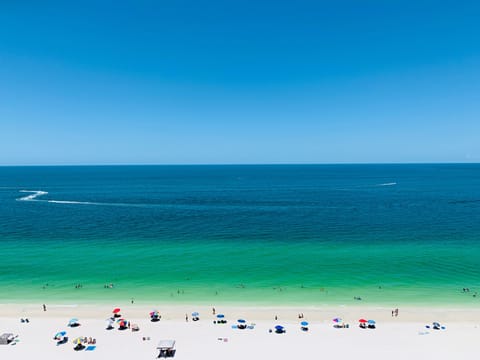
[
  {"x1": 368, "y1": 320, "x2": 376, "y2": 325},
  {"x1": 54, "y1": 331, "x2": 66, "y2": 339},
  {"x1": 300, "y1": 321, "x2": 309, "y2": 326},
  {"x1": 237, "y1": 319, "x2": 246, "y2": 323},
  {"x1": 192, "y1": 312, "x2": 199, "y2": 317},
  {"x1": 68, "y1": 318, "x2": 79, "y2": 326},
  {"x1": 275, "y1": 325, "x2": 284, "y2": 331},
  {"x1": 216, "y1": 314, "x2": 225, "y2": 319}
]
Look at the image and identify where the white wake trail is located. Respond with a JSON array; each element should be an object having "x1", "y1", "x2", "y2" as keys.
[{"x1": 17, "y1": 190, "x2": 49, "y2": 201}]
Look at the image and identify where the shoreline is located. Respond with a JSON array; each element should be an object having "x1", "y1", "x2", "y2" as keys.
[{"x1": 2, "y1": 302, "x2": 480, "y2": 323}]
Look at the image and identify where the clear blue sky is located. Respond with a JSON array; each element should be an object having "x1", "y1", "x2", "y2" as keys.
[{"x1": 1, "y1": 0, "x2": 479, "y2": 165}]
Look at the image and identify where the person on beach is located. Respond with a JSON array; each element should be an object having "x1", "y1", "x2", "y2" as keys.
[
  {"x1": 43, "y1": 304, "x2": 46, "y2": 311},
  {"x1": 185, "y1": 314, "x2": 188, "y2": 322},
  {"x1": 212, "y1": 307, "x2": 216, "y2": 315}
]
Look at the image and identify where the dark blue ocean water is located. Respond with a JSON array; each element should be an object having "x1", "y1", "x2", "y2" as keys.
[{"x1": 1, "y1": 164, "x2": 480, "y2": 305}]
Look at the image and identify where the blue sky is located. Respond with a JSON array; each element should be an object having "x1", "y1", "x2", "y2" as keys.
[{"x1": 1, "y1": 0, "x2": 479, "y2": 164}]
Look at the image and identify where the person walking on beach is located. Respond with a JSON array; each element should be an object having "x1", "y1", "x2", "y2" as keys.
[
  {"x1": 185, "y1": 314, "x2": 188, "y2": 322},
  {"x1": 212, "y1": 307, "x2": 216, "y2": 315},
  {"x1": 43, "y1": 304, "x2": 46, "y2": 312}
]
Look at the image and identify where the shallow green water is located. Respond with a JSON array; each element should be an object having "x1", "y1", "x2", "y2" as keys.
[{"x1": 1, "y1": 165, "x2": 480, "y2": 306}]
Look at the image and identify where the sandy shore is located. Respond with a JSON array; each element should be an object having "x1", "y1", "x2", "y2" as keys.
[{"x1": 1, "y1": 303, "x2": 480, "y2": 359}]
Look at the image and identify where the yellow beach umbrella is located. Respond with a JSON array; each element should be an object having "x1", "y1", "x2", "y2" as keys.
[{"x1": 72, "y1": 337, "x2": 85, "y2": 345}]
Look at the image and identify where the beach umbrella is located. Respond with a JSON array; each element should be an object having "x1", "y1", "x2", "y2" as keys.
[
  {"x1": 216, "y1": 314, "x2": 225, "y2": 319},
  {"x1": 237, "y1": 319, "x2": 246, "y2": 323},
  {"x1": 118, "y1": 319, "x2": 129, "y2": 327},
  {"x1": 192, "y1": 312, "x2": 199, "y2": 317},
  {"x1": 333, "y1": 318, "x2": 342, "y2": 323},
  {"x1": 300, "y1": 321, "x2": 309, "y2": 326},
  {"x1": 368, "y1": 320, "x2": 376, "y2": 325},
  {"x1": 116, "y1": 318, "x2": 126, "y2": 323},
  {"x1": 150, "y1": 311, "x2": 159, "y2": 317},
  {"x1": 68, "y1": 318, "x2": 79, "y2": 325},
  {"x1": 72, "y1": 337, "x2": 85, "y2": 345},
  {"x1": 358, "y1": 319, "x2": 367, "y2": 323},
  {"x1": 433, "y1": 322, "x2": 441, "y2": 328},
  {"x1": 54, "y1": 331, "x2": 66, "y2": 339},
  {"x1": 274, "y1": 325, "x2": 285, "y2": 333},
  {"x1": 113, "y1": 308, "x2": 121, "y2": 314}
]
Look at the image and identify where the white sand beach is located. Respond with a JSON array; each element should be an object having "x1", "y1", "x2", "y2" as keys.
[{"x1": 1, "y1": 303, "x2": 479, "y2": 359}]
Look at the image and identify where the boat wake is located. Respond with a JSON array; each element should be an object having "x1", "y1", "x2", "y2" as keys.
[
  {"x1": 17, "y1": 190, "x2": 138, "y2": 207},
  {"x1": 17, "y1": 190, "x2": 100, "y2": 206},
  {"x1": 17, "y1": 190, "x2": 49, "y2": 201},
  {"x1": 47, "y1": 200, "x2": 99, "y2": 205},
  {"x1": 377, "y1": 182, "x2": 397, "y2": 186}
]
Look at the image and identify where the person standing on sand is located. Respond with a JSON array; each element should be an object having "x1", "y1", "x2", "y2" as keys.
[
  {"x1": 185, "y1": 314, "x2": 188, "y2": 322},
  {"x1": 212, "y1": 307, "x2": 216, "y2": 315},
  {"x1": 43, "y1": 304, "x2": 46, "y2": 311}
]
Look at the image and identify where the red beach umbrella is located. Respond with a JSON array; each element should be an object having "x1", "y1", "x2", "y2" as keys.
[
  {"x1": 113, "y1": 308, "x2": 121, "y2": 314},
  {"x1": 358, "y1": 319, "x2": 367, "y2": 323}
]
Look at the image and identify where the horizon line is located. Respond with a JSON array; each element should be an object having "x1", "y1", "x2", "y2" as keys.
[{"x1": 0, "y1": 161, "x2": 479, "y2": 167}]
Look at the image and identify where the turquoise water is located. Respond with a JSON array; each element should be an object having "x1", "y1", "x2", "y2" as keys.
[{"x1": 1, "y1": 164, "x2": 479, "y2": 306}]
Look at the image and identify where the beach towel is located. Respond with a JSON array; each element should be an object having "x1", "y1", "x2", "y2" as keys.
[{"x1": 85, "y1": 345, "x2": 96, "y2": 351}]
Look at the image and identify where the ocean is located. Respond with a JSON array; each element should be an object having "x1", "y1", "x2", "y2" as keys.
[{"x1": 1, "y1": 164, "x2": 479, "y2": 306}]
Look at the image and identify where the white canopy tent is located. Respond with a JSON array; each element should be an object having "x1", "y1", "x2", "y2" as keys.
[{"x1": 157, "y1": 339, "x2": 175, "y2": 350}]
